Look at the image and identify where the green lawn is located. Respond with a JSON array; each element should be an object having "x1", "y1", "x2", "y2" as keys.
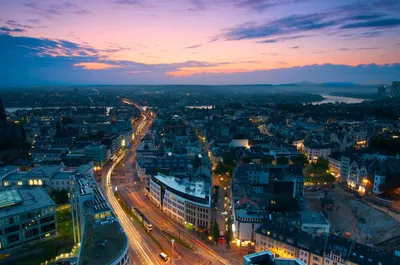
[{"x1": 57, "y1": 208, "x2": 73, "y2": 237}]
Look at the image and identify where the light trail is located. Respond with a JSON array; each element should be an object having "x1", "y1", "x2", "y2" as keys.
[{"x1": 106, "y1": 155, "x2": 163, "y2": 265}]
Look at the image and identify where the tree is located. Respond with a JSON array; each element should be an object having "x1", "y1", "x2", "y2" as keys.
[
  {"x1": 51, "y1": 189, "x2": 69, "y2": 204},
  {"x1": 261, "y1": 156, "x2": 274, "y2": 165},
  {"x1": 276, "y1": 157, "x2": 289, "y2": 165},
  {"x1": 292, "y1": 154, "x2": 308, "y2": 166},
  {"x1": 306, "y1": 157, "x2": 329, "y2": 176},
  {"x1": 212, "y1": 222, "x2": 220, "y2": 244},
  {"x1": 305, "y1": 173, "x2": 336, "y2": 184},
  {"x1": 214, "y1": 162, "x2": 231, "y2": 175},
  {"x1": 225, "y1": 226, "x2": 232, "y2": 248},
  {"x1": 223, "y1": 157, "x2": 236, "y2": 167}
]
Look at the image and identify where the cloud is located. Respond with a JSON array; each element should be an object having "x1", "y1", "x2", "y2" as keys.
[
  {"x1": 235, "y1": 0, "x2": 304, "y2": 11},
  {"x1": 221, "y1": 1, "x2": 400, "y2": 41},
  {"x1": 113, "y1": 0, "x2": 145, "y2": 5},
  {"x1": 223, "y1": 13, "x2": 336, "y2": 40},
  {"x1": 291, "y1": 46, "x2": 299, "y2": 49},
  {"x1": 341, "y1": 18, "x2": 400, "y2": 29},
  {"x1": 259, "y1": 34, "x2": 312, "y2": 43},
  {"x1": 262, "y1": 52, "x2": 282, "y2": 56},
  {"x1": 260, "y1": 39, "x2": 277, "y2": 43},
  {"x1": 74, "y1": 62, "x2": 121, "y2": 70},
  {"x1": 208, "y1": 38, "x2": 219, "y2": 43},
  {"x1": 5, "y1": 20, "x2": 33, "y2": 29},
  {"x1": 1, "y1": 32, "x2": 399, "y2": 86},
  {"x1": 185, "y1": 44, "x2": 203, "y2": 49},
  {"x1": 22, "y1": 1, "x2": 91, "y2": 19},
  {"x1": 27, "y1": 19, "x2": 40, "y2": 24},
  {"x1": 0, "y1": 27, "x2": 26, "y2": 33},
  {"x1": 337, "y1": 47, "x2": 381, "y2": 51}
]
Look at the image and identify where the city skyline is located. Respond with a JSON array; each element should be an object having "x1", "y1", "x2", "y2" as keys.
[{"x1": 1, "y1": 0, "x2": 400, "y2": 85}]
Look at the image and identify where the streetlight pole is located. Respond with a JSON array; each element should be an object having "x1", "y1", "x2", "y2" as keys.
[{"x1": 171, "y1": 239, "x2": 175, "y2": 264}]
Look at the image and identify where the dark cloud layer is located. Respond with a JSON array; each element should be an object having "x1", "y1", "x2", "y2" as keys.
[{"x1": 221, "y1": 0, "x2": 400, "y2": 42}]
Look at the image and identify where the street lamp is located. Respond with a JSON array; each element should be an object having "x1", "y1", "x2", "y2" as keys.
[{"x1": 171, "y1": 239, "x2": 175, "y2": 264}]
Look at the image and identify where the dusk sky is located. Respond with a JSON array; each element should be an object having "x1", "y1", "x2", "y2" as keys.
[{"x1": 1, "y1": 0, "x2": 400, "y2": 86}]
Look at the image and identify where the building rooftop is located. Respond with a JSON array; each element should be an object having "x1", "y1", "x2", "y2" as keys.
[
  {"x1": 0, "y1": 187, "x2": 56, "y2": 219},
  {"x1": 300, "y1": 210, "x2": 329, "y2": 226},
  {"x1": 0, "y1": 166, "x2": 18, "y2": 177},
  {"x1": 244, "y1": 250, "x2": 305, "y2": 265},
  {"x1": 348, "y1": 243, "x2": 400, "y2": 265},
  {"x1": 154, "y1": 173, "x2": 208, "y2": 200},
  {"x1": 79, "y1": 216, "x2": 127, "y2": 265},
  {"x1": 0, "y1": 189, "x2": 23, "y2": 209}
]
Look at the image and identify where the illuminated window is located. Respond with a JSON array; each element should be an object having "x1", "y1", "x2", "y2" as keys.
[
  {"x1": 4, "y1": 181, "x2": 9, "y2": 187},
  {"x1": 29, "y1": 179, "x2": 33, "y2": 185},
  {"x1": 33, "y1": 179, "x2": 38, "y2": 185},
  {"x1": 38, "y1": 179, "x2": 43, "y2": 185},
  {"x1": 18, "y1": 181, "x2": 22, "y2": 186}
]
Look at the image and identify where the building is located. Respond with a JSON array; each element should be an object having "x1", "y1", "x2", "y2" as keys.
[
  {"x1": 101, "y1": 133, "x2": 124, "y2": 156},
  {"x1": 71, "y1": 166, "x2": 129, "y2": 265},
  {"x1": 244, "y1": 250, "x2": 305, "y2": 265},
  {"x1": 304, "y1": 142, "x2": 339, "y2": 161},
  {"x1": 0, "y1": 164, "x2": 93, "y2": 194},
  {"x1": 149, "y1": 173, "x2": 211, "y2": 230},
  {"x1": 300, "y1": 210, "x2": 329, "y2": 236},
  {"x1": 231, "y1": 164, "x2": 304, "y2": 243},
  {"x1": 391, "y1": 81, "x2": 400, "y2": 97},
  {"x1": 378, "y1": 85, "x2": 387, "y2": 97},
  {"x1": 0, "y1": 187, "x2": 57, "y2": 252},
  {"x1": 32, "y1": 148, "x2": 65, "y2": 162},
  {"x1": 112, "y1": 119, "x2": 133, "y2": 133},
  {"x1": 254, "y1": 219, "x2": 400, "y2": 265},
  {"x1": 372, "y1": 158, "x2": 400, "y2": 195},
  {"x1": 328, "y1": 152, "x2": 341, "y2": 177},
  {"x1": 84, "y1": 144, "x2": 107, "y2": 165}
]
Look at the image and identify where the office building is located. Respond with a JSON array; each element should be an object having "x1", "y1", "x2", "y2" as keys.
[
  {"x1": 0, "y1": 187, "x2": 57, "y2": 252},
  {"x1": 84, "y1": 144, "x2": 107, "y2": 165},
  {"x1": 101, "y1": 133, "x2": 124, "y2": 156},
  {"x1": 377, "y1": 85, "x2": 387, "y2": 97},
  {"x1": 149, "y1": 173, "x2": 211, "y2": 230}
]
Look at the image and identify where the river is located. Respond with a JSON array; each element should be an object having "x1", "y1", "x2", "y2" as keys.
[{"x1": 311, "y1": 94, "x2": 366, "y2": 105}]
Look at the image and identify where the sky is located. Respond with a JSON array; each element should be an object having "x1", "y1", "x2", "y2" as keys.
[{"x1": 1, "y1": 0, "x2": 400, "y2": 86}]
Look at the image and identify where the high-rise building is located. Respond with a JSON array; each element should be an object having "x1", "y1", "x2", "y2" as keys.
[
  {"x1": 378, "y1": 85, "x2": 387, "y2": 97},
  {"x1": 391, "y1": 81, "x2": 400, "y2": 97}
]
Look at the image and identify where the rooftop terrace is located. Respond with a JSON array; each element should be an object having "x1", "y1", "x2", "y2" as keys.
[{"x1": 79, "y1": 216, "x2": 127, "y2": 265}]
